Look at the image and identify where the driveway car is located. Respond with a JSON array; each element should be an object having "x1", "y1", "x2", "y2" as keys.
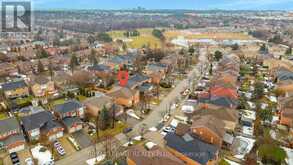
[
  {"x1": 54, "y1": 141, "x2": 66, "y2": 156},
  {"x1": 10, "y1": 152, "x2": 20, "y2": 165}
]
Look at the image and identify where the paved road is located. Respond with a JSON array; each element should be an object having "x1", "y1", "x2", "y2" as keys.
[
  {"x1": 133, "y1": 48, "x2": 208, "y2": 131},
  {"x1": 56, "y1": 48, "x2": 208, "y2": 165}
]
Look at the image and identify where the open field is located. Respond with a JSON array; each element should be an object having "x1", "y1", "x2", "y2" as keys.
[
  {"x1": 108, "y1": 28, "x2": 162, "y2": 49},
  {"x1": 108, "y1": 28, "x2": 254, "y2": 49},
  {"x1": 127, "y1": 35, "x2": 162, "y2": 49},
  {"x1": 164, "y1": 30, "x2": 253, "y2": 40},
  {"x1": 264, "y1": 58, "x2": 293, "y2": 72}
]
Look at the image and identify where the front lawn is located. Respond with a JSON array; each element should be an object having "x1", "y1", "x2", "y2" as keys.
[
  {"x1": 0, "y1": 113, "x2": 7, "y2": 120},
  {"x1": 91, "y1": 122, "x2": 127, "y2": 141},
  {"x1": 51, "y1": 98, "x2": 66, "y2": 105},
  {"x1": 15, "y1": 96, "x2": 33, "y2": 106},
  {"x1": 258, "y1": 144, "x2": 287, "y2": 164},
  {"x1": 75, "y1": 95, "x2": 87, "y2": 102}
]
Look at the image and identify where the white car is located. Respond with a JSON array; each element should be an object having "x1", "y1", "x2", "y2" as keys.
[
  {"x1": 54, "y1": 141, "x2": 66, "y2": 156},
  {"x1": 126, "y1": 109, "x2": 141, "y2": 120},
  {"x1": 163, "y1": 114, "x2": 170, "y2": 122},
  {"x1": 162, "y1": 126, "x2": 176, "y2": 133},
  {"x1": 25, "y1": 158, "x2": 34, "y2": 165}
]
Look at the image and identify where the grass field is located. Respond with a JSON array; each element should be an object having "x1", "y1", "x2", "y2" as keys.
[
  {"x1": 128, "y1": 35, "x2": 162, "y2": 49},
  {"x1": 108, "y1": 28, "x2": 252, "y2": 49},
  {"x1": 108, "y1": 28, "x2": 162, "y2": 49},
  {"x1": 164, "y1": 30, "x2": 253, "y2": 40},
  {"x1": 0, "y1": 112, "x2": 7, "y2": 120}
]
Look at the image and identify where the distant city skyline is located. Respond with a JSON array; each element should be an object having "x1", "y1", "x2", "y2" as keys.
[{"x1": 33, "y1": 0, "x2": 293, "y2": 10}]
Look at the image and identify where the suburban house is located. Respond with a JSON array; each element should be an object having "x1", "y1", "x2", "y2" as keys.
[
  {"x1": 16, "y1": 106, "x2": 45, "y2": 117},
  {"x1": 160, "y1": 55, "x2": 179, "y2": 73},
  {"x1": 0, "y1": 117, "x2": 25, "y2": 153},
  {"x1": 198, "y1": 93, "x2": 239, "y2": 109},
  {"x1": 144, "y1": 63, "x2": 167, "y2": 84},
  {"x1": 192, "y1": 108, "x2": 239, "y2": 131},
  {"x1": 1, "y1": 80, "x2": 29, "y2": 99},
  {"x1": 83, "y1": 94, "x2": 123, "y2": 117},
  {"x1": 210, "y1": 74, "x2": 238, "y2": 89},
  {"x1": 88, "y1": 64, "x2": 114, "y2": 88},
  {"x1": 28, "y1": 75, "x2": 57, "y2": 97},
  {"x1": 107, "y1": 87, "x2": 139, "y2": 107},
  {"x1": 210, "y1": 87, "x2": 238, "y2": 100},
  {"x1": 52, "y1": 100, "x2": 84, "y2": 133},
  {"x1": 21, "y1": 111, "x2": 64, "y2": 142},
  {"x1": 181, "y1": 99, "x2": 198, "y2": 114},
  {"x1": 127, "y1": 145, "x2": 185, "y2": 165},
  {"x1": 279, "y1": 97, "x2": 293, "y2": 127},
  {"x1": 0, "y1": 62, "x2": 17, "y2": 77},
  {"x1": 53, "y1": 71, "x2": 80, "y2": 95},
  {"x1": 164, "y1": 132, "x2": 219, "y2": 165},
  {"x1": 276, "y1": 68, "x2": 293, "y2": 83},
  {"x1": 106, "y1": 54, "x2": 136, "y2": 70},
  {"x1": 191, "y1": 115, "x2": 226, "y2": 147},
  {"x1": 126, "y1": 74, "x2": 151, "y2": 89}
]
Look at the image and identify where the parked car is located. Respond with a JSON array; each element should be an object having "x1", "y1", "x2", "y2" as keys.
[
  {"x1": 67, "y1": 136, "x2": 81, "y2": 151},
  {"x1": 25, "y1": 157, "x2": 34, "y2": 165},
  {"x1": 123, "y1": 127, "x2": 133, "y2": 134},
  {"x1": 162, "y1": 126, "x2": 176, "y2": 133},
  {"x1": 54, "y1": 141, "x2": 66, "y2": 156},
  {"x1": 10, "y1": 152, "x2": 20, "y2": 165}
]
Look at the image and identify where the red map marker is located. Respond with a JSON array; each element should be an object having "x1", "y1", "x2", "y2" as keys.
[{"x1": 117, "y1": 70, "x2": 129, "y2": 87}]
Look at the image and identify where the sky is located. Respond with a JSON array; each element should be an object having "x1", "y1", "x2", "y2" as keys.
[{"x1": 33, "y1": 0, "x2": 293, "y2": 10}]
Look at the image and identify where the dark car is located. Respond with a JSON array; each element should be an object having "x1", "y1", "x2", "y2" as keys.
[
  {"x1": 10, "y1": 152, "x2": 20, "y2": 165},
  {"x1": 123, "y1": 127, "x2": 133, "y2": 134}
]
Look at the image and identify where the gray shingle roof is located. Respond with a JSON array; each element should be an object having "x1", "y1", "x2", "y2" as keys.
[
  {"x1": 21, "y1": 111, "x2": 54, "y2": 131},
  {"x1": 3, "y1": 134, "x2": 25, "y2": 146},
  {"x1": 88, "y1": 64, "x2": 111, "y2": 72},
  {"x1": 62, "y1": 117, "x2": 82, "y2": 127},
  {"x1": 1, "y1": 80, "x2": 27, "y2": 91},
  {"x1": 127, "y1": 74, "x2": 150, "y2": 89},
  {"x1": 53, "y1": 100, "x2": 82, "y2": 114},
  {"x1": 0, "y1": 117, "x2": 20, "y2": 133},
  {"x1": 164, "y1": 133, "x2": 218, "y2": 165},
  {"x1": 277, "y1": 69, "x2": 293, "y2": 81}
]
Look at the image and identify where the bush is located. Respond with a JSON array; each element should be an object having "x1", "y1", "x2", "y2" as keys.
[
  {"x1": 258, "y1": 144, "x2": 286, "y2": 164},
  {"x1": 160, "y1": 82, "x2": 171, "y2": 88}
]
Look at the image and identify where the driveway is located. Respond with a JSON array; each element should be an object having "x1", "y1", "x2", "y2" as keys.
[{"x1": 72, "y1": 130, "x2": 92, "y2": 149}]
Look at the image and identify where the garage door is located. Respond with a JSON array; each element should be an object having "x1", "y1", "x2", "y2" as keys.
[
  {"x1": 49, "y1": 135, "x2": 56, "y2": 142},
  {"x1": 56, "y1": 132, "x2": 63, "y2": 138},
  {"x1": 8, "y1": 144, "x2": 25, "y2": 153},
  {"x1": 76, "y1": 125, "x2": 82, "y2": 131}
]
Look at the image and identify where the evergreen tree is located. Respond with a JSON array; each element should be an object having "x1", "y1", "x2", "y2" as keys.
[
  {"x1": 70, "y1": 54, "x2": 79, "y2": 74},
  {"x1": 37, "y1": 60, "x2": 45, "y2": 73},
  {"x1": 48, "y1": 60, "x2": 54, "y2": 78},
  {"x1": 214, "y1": 50, "x2": 223, "y2": 61},
  {"x1": 99, "y1": 106, "x2": 109, "y2": 130},
  {"x1": 89, "y1": 49, "x2": 98, "y2": 65},
  {"x1": 285, "y1": 46, "x2": 292, "y2": 56}
]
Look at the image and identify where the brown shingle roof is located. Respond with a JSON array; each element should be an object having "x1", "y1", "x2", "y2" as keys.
[
  {"x1": 175, "y1": 123, "x2": 190, "y2": 136},
  {"x1": 193, "y1": 108, "x2": 239, "y2": 123},
  {"x1": 107, "y1": 87, "x2": 136, "y2": 99},
  {"x1": 191, "y1": 115, "x2": 225, "y2": 139}
]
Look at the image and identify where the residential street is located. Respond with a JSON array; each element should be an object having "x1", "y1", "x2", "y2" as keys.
[
  {"x1": 132, "y1": 48, "x2": 208, "y2": 132},
  {"x1": 56, "y1": 48, "x2": 208, "y2": 165}
]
